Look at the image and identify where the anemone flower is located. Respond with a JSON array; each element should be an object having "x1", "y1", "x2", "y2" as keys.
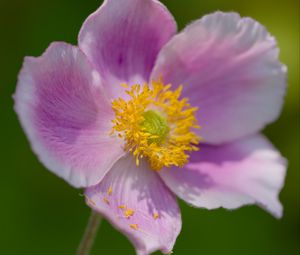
[{"x1": 14, "y1": 0, "x2": 287, "y2": 254}]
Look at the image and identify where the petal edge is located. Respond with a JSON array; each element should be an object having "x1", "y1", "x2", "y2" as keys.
[
  {"x1": 14, "y1": 42, "x2": 125, "y2": 188},
  {"x1": 159, "y1": 134, "x2": 287, "y2": 218}
]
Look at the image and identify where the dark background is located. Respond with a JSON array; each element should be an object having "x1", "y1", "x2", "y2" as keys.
[{"x1": 0, "y1": 0, "x2": 299, "y2": 254}]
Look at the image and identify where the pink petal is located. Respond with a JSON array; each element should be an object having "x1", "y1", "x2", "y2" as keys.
[
  {"x1": 151, "y1": 12, "x2": 287, "y2": 144},
  {"x1": 159, "y1": 135, "x2": 287, "y2": 218},
  {"x1": 14, "y1": 42, "x2": 124, "y2": 188},
  {"x1": 85, "y1": 155, "x2": 181, "y2": 255},
  {"x1": 78, "y1": 0, "x2": 177, "y2": 99}
]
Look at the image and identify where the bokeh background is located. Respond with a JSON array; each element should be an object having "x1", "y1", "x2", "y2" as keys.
[{"x1": 1, "y1": 0, "x2": 299, "y2": 254}]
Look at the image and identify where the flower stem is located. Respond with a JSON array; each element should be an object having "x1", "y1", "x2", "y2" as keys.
[{"x1": 76, "y1": 210, "x2": 102, "y2": 255}]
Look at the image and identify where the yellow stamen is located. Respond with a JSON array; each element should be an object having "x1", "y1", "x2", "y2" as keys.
[
  {"x1": 119, "y1": 205, "x2": 126, "y2": 210},
  {"x1": 107, "y1": 186, "x2": 113, "y2": 196},
  {"x1": 103, "y1": 197, "x2": 110, "y2": 205},
  {"x1": 129, "y1": 224, "x2": 139, "y2": 230},
  {"x1": 121, "y1": 83, "x2": 129, "y2": 89},
  {"x1": 111, "y1": 79, "x2": 200, "y2": 171},
  {"x1": 153, "y1": 213, "x2": 159, "y2": 220},
  {"x1": 124, "y1": 209, "x2": 135, "y2": 218}
]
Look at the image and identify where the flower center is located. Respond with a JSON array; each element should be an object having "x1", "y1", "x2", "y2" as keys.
[
  {"x1": 141, "y1": 110, "x2": 169, "y2": 144},
  {"x1": 111, "y1": 79, "x2": 200, "y2": 171}
]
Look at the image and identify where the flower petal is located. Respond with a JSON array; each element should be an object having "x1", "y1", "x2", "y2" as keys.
[
  {"x1": 85, "y1": 155, "x2": 181, "y2": 255},
  {"x1": 78, "y1": 0, "x2": 177, "y2": 99},
  {"x1": 159, "y1": 135, "x2": 287, "y2": 218},
  {"x1": 151, "y1": 12, "x2": 287, "y2": 144},
  {"x1": 14, "y1": 42, "x2": 124, "y2": 188}
]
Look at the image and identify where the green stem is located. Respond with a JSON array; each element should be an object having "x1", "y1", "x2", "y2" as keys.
[{"x1": 76, "y1": 210, "x2": 102, "y2": 255}]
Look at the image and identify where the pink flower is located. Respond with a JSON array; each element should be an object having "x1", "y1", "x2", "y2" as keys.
[{"x1": 14, "y1": 0, "x2": 287, "y2": 254}]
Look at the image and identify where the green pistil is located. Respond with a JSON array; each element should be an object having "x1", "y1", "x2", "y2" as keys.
[{"x1": 141, "y1": 110, "x2": 169, "y2": 144}]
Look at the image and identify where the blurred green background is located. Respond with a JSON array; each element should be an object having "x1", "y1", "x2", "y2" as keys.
[{"x1": 0, "y1": 0, "x2": 299, "y2": 254}]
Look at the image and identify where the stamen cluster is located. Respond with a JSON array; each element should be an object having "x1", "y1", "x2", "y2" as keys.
[{"x1": 111, "y1": 80, "x2": 200, "y2": 170}]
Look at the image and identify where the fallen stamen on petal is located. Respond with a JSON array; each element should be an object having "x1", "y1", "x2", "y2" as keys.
[
  {"x1": 107, "y1": 186, "x2": 113, "y2": 196},
  {"x1": 129, "y1": 224, "x2": 139, "y2": 230},
  {"x1": 153, "y1": 213, "x2": 160, "y2": 220},
  {"x1": 103, "y1": 197, "x2": 110, "y2": 205},
  {"x1": 124, "y1": 209, "x2": 135, "y2": 218}
]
